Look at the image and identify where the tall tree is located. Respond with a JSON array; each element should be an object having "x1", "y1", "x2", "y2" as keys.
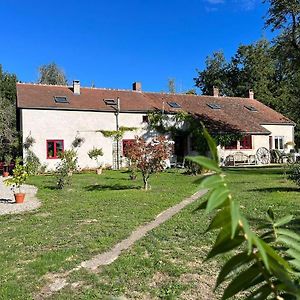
[
  {"x1": 38, "y1": 62, "x2": 68, "y2": 85},
  {"x1": 0, "y1": 64, "x2": 18, "y2": 159},
  {"x1": 194, "y1": 51, "x2": 234, "y2": 96}
]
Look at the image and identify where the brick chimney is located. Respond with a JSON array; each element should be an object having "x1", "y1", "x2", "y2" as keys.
[
  {"x1": 213, "y1": 86, "x2": 219, "y2": 97},
  {"x1": 249, "y1": 89, "x2": 254, "y2": 99},
  {"x1": 132, "y1": 82, "x2": 142, "y2": 92},
  {"x1": 73, "y1": 80, "x2": 80, "y2": 95}
]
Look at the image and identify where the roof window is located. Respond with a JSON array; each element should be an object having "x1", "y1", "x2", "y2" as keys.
[
  {"x1": 207, "y1": 103, "x2": 221, "y2": 109},
  {"x1": 54, "y1": 96, "x2": 69, "y2": 103},
  {"x1": 245, "y1": 105, "x2": 258, "y2": 112},
  {"x1": 104, "y1": 99, "x2": 117, "y2": 105},
  {"x1": 167, "y1": 102, "x2": 181, "y2": 108}
]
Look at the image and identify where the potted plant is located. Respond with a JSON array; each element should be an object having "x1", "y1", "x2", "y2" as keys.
[
  {"x1": 88, "y1": 147, "x2": 104, "y2": 174},
  {"x1": 3, "y1": 154, "x2": 12, "y2": 177},
  {"x1": 4, "y1": 159, "x2": 29, "y2": 204}
]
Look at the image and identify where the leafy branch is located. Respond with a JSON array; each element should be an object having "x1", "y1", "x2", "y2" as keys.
[{"x1": 187, "y1": 126, "x2": 300, "y2": 299}]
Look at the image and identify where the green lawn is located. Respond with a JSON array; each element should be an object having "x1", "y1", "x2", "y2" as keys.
[
  {"x1": 1, "y1": 168, "x2": 300, "y2": 299},
  {"x1": 0, "y1": 170, "x2": 200, "y2": 299},
  {"x1": 50, "y1": 167, "x2": 300, "y2": 300}
]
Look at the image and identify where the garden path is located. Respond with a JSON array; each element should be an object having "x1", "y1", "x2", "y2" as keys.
[
  {"x1": 36, "y1": 188, "x2": 207, "y2": 299},
  {"x1": 0, "y1": 176, "x2": 41, "y2": 215}
]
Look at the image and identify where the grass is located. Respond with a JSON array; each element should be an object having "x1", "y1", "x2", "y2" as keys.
[
  {"x1": 50, "y1": 167, "x2": 300, "y2": 300},
  {"x1": 1, "y1": 167, "x2": 300, "y2": 299},
  {"x1": 0, "y1": 170, "x2": 200, "y2": 299}
]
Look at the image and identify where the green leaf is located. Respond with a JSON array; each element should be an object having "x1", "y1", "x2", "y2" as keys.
[
  {"x1": 185, "y1": 155, "x2": 220, "y2": 173},
  {"x1": 222, "y1": 264, "x2": 262, "y2": 300},
  {"x1": 289, "y1": 259, "x2": 300, "y2": 271},
  {"x1": 244, "y1": 284, "x2": 272, "y2": 300},
  {"x1": 196, "y1": 174, "x2": 224, "y2": 189},
  {"x1": 202, "y1": 125, "x2": 218, "y2": 163},
  {"x1": 277, "y1": 236, "x2": 300, "y2": 252},
  {"x1": 230, "y1": 200, "x2": 240, "y2": 238},
  {"x1": 286, "y1": 248, "x2": 300, "y2": 262},
  {"x1": 207, "y1": 224, "x2": 244, "y2": 259},
  {"x1": 274, "y1": 215, "x2": 294, "y2": 227},
  {"x1": 207, "y1": 207, "x2": 230, "y2": 231},
  {"x1": 277, "y1": 229, "x2": 300, "y2": 242},
  {"x1": 216, "y1": 252, "x2": 254, "y2": 288},
  {"x1": 206, "y1": 187, "x2": 229, "y2": 213},
  {"x1": 252, "y1": 236, "x2": 270, "y2": 270}
]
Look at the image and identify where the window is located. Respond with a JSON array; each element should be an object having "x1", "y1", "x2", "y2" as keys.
[
  {"x1": 167, "y1": 102, "x2": 181, "y2": 108},
  {"x1": 47, "y1": 140, "x2": 64, "y2": 159},
  {"x1": 54, "y1": 96, "x2": 69, "y2": 103},
  {"x1": 240, "y1": 135, "x2": 252, "y2": 149},
  {"x1": 207, "y1": 103, "x2": 221, "y2": 109},
  {"x1": 269, "y1": 136, "x2": 273, "y2": 150},
  {"x1": 142, "y1": 115, "x2": 149, "y2": 123},
  {"x1": 122, "y1": 139, "x2": 135, "y2": 157},
  {"x1": 104, "y1": 99, "x2": 117, "y2": 105},
  {"x1": 274, "y1": 136, "x2": 284, "y2": 150},
  {"x1": 245, "y1": 105, "x2": 258, "y2": 112}
]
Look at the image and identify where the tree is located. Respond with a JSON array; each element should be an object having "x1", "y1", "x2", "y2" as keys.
[
  {"x1": 194, "y1": 51, "x2": 234, "y2": 96},
  {"x1": 38, "y1": 62, "x2": 68, "y2": 85},
  {"x1": 126, "y1": 136, "x2": 172, "y2": 190},
  {"x1": 0, "y1": 65, "x2": 18, "y2": 160},
  {"x1": 264, "y1": 0, "x2": 300, "y2": 53}
]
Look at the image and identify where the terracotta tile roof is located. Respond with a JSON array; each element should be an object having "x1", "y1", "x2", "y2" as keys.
[{"x1": 17, "y1": 83, "x2": 294, "y2": 134}]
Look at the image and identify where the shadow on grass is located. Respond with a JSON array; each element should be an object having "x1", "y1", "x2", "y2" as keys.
[
  {"x1": 247, "y1": 187, "x2": 300, "y2": 193},
  {"x1": 223, "y1": 167, "x2": 285, "y2": 176},
  {"x1": 85, "y1": 183, "x2": 141, "y2": 191}
]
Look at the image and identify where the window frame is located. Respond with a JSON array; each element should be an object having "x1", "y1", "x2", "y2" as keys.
[
  {"x1": 46, "y1": 140, "x2": 64, "y2": 159},
  {"x1": 274, "y1": 136, "x2": 284, "y2": 150}
]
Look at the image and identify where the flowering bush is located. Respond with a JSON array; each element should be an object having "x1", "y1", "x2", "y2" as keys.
[
  {"x1": 4, "y1": 159, "x2": 28, "y2": 193},
  {"x1": 126, "y1": 136, "x2": 172, "y2": 190}
]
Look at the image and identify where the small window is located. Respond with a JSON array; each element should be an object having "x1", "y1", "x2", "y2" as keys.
[
  {"x1": 240, "y1": 135, "x2": 252, "y2": 149},
  {"x1": 207, "y1": 103, "x2": 221, "y2": 109},
  {"x1": 142, "y1": 115, "x2": 149, "y2": 123},
  {"x1": 167, "y1": 102, "x2": 181, "y2": 108},
  {"x1": 47, "y1": 140, "x2": 64, "y2": 159},
  {"x1": 122, "y1": 139, "x2": 135, "y2": 157},
  {"x1": 54, "y1": 96, "x2": 69, "y2": 103},
  {"x1": 245, "y1": 105, "x2": 258, "y2": 112},
  {"x1": 104, "y1": 99, "x2": 117, "y2": 105},
  {"x1": 225, "y1": 140, "x2": 237, "y2": 150},
  {"x1": 274, "y1": 136, "x2": 284, "y2": 150}
]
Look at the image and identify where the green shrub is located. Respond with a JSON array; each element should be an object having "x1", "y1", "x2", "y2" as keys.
[
  {"x1": 288, "y1": 163, "x2": 300, "y2": 186},
  {"x1": 55, "y1": 150, "x2": 78, "y2": 189}
]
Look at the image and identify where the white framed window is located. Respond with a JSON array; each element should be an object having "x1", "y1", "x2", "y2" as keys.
[{"x1": 274, "y1": 136, "x2": 284, "y2": 150}]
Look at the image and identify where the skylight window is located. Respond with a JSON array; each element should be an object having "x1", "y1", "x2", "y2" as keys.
[
  {"x1": 207, "y1": 103, "x2": 221, "y2": 109},
  {"x1": 167, "y1": 102, "x2": 181, "y2": 108},
  {"x1": 245, "y1": 105, "x2": 258, "y2": 112},
  {"x1": 54, "y1": 96, "x2": 69, "y2": 103},
  {"x1": 104, "y1": 99, "x2": 117, "y2": 105}
]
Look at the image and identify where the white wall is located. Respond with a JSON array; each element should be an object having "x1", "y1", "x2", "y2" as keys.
[{"x1": 21, "y1": 109, "x2": 149, "y2": 170}]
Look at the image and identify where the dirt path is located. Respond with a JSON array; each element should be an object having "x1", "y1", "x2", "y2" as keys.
[{"x1": 35, "y1": 189, "x2": 207, "y2": 299}]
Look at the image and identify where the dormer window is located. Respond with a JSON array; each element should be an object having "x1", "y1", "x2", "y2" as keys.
[
  {"x1": 54, "y1": 96, "x2": 69, "y2": 103},
  {"x1": 167, "y1": 102, "x2": 181, "y2": 108},
  {"x1": 104, "y1": 99, "x2": 117, "y2": 105},
  {"x1": 207, "y1": 103, "x2": 221, "y2": 109},
  {"x1": 245, "y1": 105, "x2": 258, "y2": 112}
]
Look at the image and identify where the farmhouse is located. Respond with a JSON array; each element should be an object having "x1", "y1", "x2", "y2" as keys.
[{"x1": 16, "y1": 81, "x2": 295, "y2": 170}]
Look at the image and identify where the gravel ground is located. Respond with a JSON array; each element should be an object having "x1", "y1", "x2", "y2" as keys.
[{"x1": 0, "y1": 176, "x2": 41, "y2": 215}]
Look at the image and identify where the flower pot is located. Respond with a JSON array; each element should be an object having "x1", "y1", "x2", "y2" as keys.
[
  {"x1": 3, "y1": 171, "x2": 9, "y2": 177},
  {"x1": 14, "y1": 193, "x2": 25, "y2": 204}
]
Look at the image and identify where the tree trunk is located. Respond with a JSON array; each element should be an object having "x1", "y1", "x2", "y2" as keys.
[{"x1": 142, "y1": 173, "x2": 150, "y2": 190}]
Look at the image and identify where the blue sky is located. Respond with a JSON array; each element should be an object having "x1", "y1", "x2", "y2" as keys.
[{"x1": 0, "y1": 0, "x2": 270, "y2": 93}]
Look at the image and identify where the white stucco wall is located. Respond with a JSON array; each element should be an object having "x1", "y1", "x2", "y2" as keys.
[
  {"x1": 217, "y1": 124, "x2": 294, "y2": 161},
  {"x1": 21, "y1": 109, "x2": 150, "y2": 170}
]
